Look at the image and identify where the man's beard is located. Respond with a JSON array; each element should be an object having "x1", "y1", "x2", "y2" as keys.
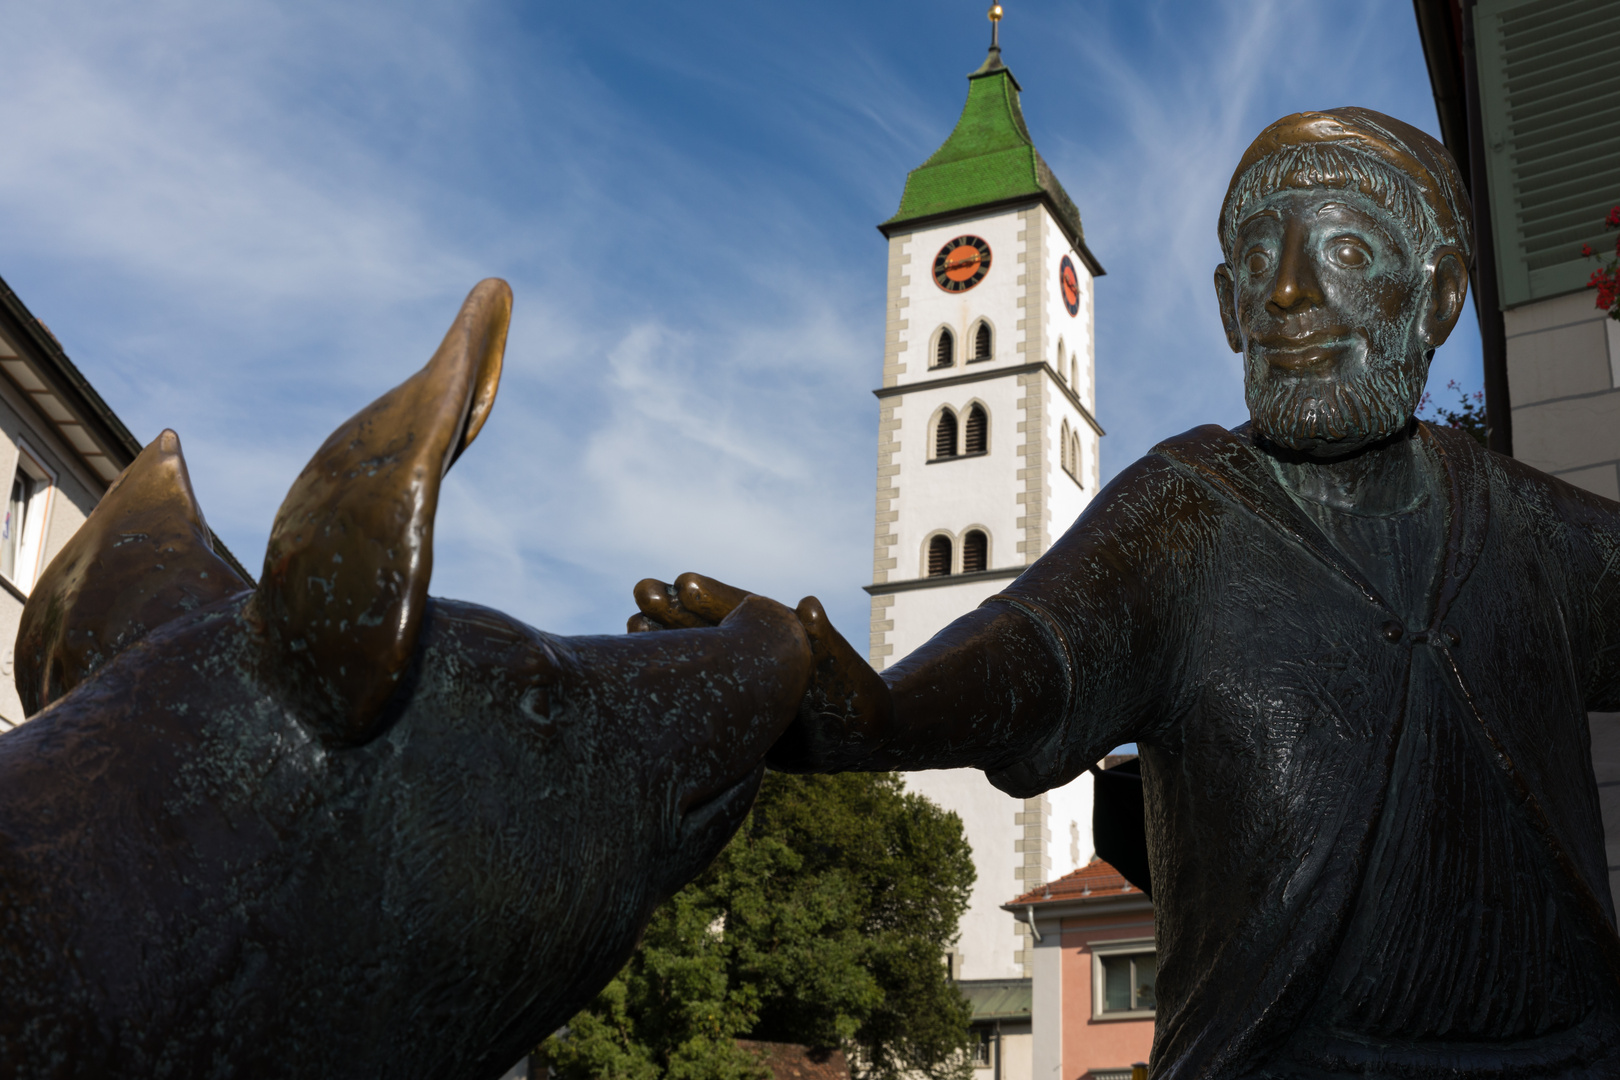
[{"x1": 1246, "y1": 351, "x2": 1427, "y2": 454}]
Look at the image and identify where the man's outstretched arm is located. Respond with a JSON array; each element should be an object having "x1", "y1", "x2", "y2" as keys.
[{"x1": 629, "y1": 573, "x2": 1072, "y2": 783}]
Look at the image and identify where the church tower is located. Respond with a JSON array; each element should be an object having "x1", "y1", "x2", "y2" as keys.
[{"x1": 867, "y1": 10, "x2": 1105, "y2": 982}]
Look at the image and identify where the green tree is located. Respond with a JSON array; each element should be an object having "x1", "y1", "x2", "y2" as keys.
[{"x1": 541, "y1": 772, "x2": 976, "y2": 1080}]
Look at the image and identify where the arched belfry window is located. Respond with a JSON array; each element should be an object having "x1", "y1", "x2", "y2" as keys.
[
  {"x1": 1056, "y1": 337, "x2": 1066, "y2": 382},
  {"x1": 1071, "y1": 431, "x2": 1083, "y2": 485},
  {"x1": 964, "y1": 404, "x2": 987, "y2": 455},
  {"x1": 973, "y1": 322, "x2": 992, "y2": 361},
  {"x1": 935, "y1": 409, "x2": 958, "y2": 459},
  {"x1": 927, "y1": 535, "x2": 952, "y2": 577},
  {"x1": 1061, "y1": 419, "x2": 1072, "y2": 474},
  {"x1": 934, "y1": 328, "x2": 955, "y2": 369},
  {"x1": 963, "y1": 530, "x2": 987, "y2": 573}
]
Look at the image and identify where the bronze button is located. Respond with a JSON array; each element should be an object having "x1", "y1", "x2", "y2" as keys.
[{"x1": 1381, "y1": 621, "x2": 1403, "y2": 643}]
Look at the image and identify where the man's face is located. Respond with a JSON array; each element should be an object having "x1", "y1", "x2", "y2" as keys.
[{"x1": 1214, "y1": 186, "x2": 1460, "y2": 457}]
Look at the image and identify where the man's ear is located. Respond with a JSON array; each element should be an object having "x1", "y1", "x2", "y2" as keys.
[
  {"x1": 15, "y1": 430, "x2": 251, "y2": 716},
  {"x1": 249, "y1": 278, "x2": 511, "y2": 746},
  {"x1": 1213, "y1": 264, "x2": 1243, "y2": 353},
  {"x1": 1421, "y1": 248, "x2": 1469, "y2": 348}
]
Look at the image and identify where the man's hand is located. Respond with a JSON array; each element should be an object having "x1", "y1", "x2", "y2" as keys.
[{"x1": 630, "y1": 573, "x2": 894, "y2": 771}]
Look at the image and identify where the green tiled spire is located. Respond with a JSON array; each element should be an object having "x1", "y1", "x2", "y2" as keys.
[{"x1": 883, "y1": 45, "x2": 1090, "y2": 259}]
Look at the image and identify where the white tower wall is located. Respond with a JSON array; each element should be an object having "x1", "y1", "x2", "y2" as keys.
[{"x1": 868, "y1": 200, "x2": 1104, "y2": 981}]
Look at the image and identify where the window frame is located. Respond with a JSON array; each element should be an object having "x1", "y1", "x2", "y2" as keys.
[
  {"x1": 1091, "y1": 938, "x2": 1156, "y2": 1021},
  {"x1": 2, "y1": 440, "x2": 57, "y2": 594},
  {"x1": 970, "y1": 1027, "x2": 993, "y2": 1068}
]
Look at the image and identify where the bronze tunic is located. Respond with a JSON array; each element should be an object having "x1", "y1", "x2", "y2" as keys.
[{"x1": 976, "y1": 422, "x2": 1620, "y2": 1078}]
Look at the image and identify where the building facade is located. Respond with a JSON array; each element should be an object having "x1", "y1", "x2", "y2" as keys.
[
  {"x1": 0, "y1": 276, "x2": 145, "y2": 729},
  {"x1": 1413, "y1": 0, "x2": 1620, "y2": 907},
  {"x1": 0, "y1": 275, "x2": 249, "y2": 731},
  {"x1": 866, "y1": 31, "x2": 1107, "y2": 983},
  {"x1": 1008, "y1": 859, "x2": 1154, "y2": 1080}
]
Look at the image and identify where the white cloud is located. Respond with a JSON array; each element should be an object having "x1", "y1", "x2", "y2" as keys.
[{"x1": 0, "y1": 0, "x2": 1484, "y2": 645}]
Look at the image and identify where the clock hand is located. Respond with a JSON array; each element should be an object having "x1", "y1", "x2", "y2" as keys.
[{"x1": 940, "y1": 253, "x2": 989, "y2": 272}]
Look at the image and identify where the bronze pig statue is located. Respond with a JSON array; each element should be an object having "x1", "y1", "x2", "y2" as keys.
[{"x1": 0, "y1": 280, "x2": 813, "y2": 1078}]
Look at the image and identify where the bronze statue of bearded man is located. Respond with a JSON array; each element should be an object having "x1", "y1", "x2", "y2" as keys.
[{"x1": 635, "y1": 109, "x2": 1620, "y2": 1079}]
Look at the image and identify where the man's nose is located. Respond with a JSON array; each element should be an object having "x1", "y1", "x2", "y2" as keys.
[{"x1": 1267, "y1": 221, "x2": 1323, "y2": 314}]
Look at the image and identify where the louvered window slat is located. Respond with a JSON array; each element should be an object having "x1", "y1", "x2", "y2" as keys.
[
  {"x1": 1479, "y1": 0, "x2": 1620, "y2": 305},
  {"x1": 962, "y1": 531, "x2": 987, "y2": 573},
  {"x1": 936, "y1": 410, "x2": 958, "y2": 458},
  {"x1": 928, "y1": 535, "x2": 952, "y2": 577},
  {"x1": 964, "y1": 405, "x2": 987, "y2": 454},
  {"x1": 974, "y1": 323, "x2": 992, "y2": 360},
  {"x1": 935, "y1": 329, "x2": 955, "y2": 368}
]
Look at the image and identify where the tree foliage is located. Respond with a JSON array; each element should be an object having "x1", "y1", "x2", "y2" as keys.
[
  {"x1": 541, "y1": 772, "x2": 976, "y2": 1080},
  {"x1": 1418, "y1": 379, "x2": 1486, "y2": 446}
]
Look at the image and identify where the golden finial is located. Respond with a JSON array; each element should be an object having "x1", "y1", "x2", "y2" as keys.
[{"x1": 988, "y1": 5, "x2": 1004, "y2": 48}]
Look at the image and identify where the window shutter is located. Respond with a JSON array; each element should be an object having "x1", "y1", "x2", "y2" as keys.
[
  {"x1": 1477, "y1": 0, "x2": 1620, "y2": 306},
  {"x1": 935, "y1": 328, "x2": 955, "y2": 368},
  {"x1": 975, "y1": 322, "x2": 992, "y2": 360},
  {"x1": 963, "y1": 530, "x2": 987, "y2": 573},
  {"x1": 935, "y1": 410, "x2": 958, "y2": 458},
  {"x1": 928, "y1": 535, "x2": 952, "y2": 577},
  {"x1": 965, "y1": 405, "x2": 987, "y2": 454}
]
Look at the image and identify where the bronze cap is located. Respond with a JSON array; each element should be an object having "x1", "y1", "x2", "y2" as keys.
[{"x1": 1221, "y1": 107, "x2": 1474, "y2": 266}]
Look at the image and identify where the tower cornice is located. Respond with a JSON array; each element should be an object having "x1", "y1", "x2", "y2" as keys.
[{"x1": 871, "y1": 360, "x2": 1105, "y2": 438}]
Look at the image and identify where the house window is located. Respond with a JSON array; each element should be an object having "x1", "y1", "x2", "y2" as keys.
[
  {"x1": 1, "y1": 444, "x2": 55, "y2": 591},
  {"x1": 964, "y1": 404, "x2": 987, "y2": 454},
  {"x1": 971, "y1": 1028, "x2": 993, "y2": 1067},
  {"x1": 1094, "y1": 945, "x2": 1156, "y2": 1017},
  {"x1": 973, "y1": 321, "x2": 992, "y2": 361},
  {"x1": 934, "y1": 328, "x2": 955, "y2": 369},
  {"x1": 927, "y1": 535, "x2": 952, "y2": 577},
  {"x1": 963, "y1": 530, "x2": 987, "y2": 573},
  {"x1": 935, "y1": 409, "x2": 958, "y2": 459}
]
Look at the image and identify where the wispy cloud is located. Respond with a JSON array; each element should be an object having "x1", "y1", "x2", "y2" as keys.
[{"x1": 0, "y1": 0, "x2": 1483, "y2": 642}]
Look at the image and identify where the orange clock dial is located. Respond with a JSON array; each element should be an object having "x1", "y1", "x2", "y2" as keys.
[
  {"x1": 1060, "y1": 255, "x2": 1080, "y2": 316},
  {"x1": 933, "y1": 236, "x2": 992, "y2": 292}
]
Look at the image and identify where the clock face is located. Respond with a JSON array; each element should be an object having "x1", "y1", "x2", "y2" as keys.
[
  {"x1": 933, "y1": 236, "x2": 992, "y2": 293},
  {"x1": 1060, "y1": 255, "x2": 1080, "y2": 316}
]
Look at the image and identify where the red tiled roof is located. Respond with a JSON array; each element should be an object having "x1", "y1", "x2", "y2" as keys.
[
  {"x1": 1008, "y1": 858, "x2": 1141, "y2": 906},
  {"x1": 736, "y1": 1041, "x2": 850, "y2": 1080}
]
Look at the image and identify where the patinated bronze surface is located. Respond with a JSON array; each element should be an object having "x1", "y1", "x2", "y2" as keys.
[
  {"x1": 637, "y1": 111, "x2": 1620, "y2": 1078},
  {"x1": 0, "y1": 280, "x2": 813, "y2": 1078}
]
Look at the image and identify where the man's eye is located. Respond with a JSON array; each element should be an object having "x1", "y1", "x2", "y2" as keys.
[
  {"x1": 1244, "y1": 249, "x2": 1270, "y2": 274},
  {"x1": 1331, "y1": 240, "x2": 1371, "y2": 268}
]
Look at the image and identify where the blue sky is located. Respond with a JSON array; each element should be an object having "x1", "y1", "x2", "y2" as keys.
[{"x1": 0, "y1": 0, "x2": 1483, "y2": 642}]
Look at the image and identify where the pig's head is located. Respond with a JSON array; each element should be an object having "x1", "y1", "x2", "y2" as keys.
[{"x1": 0, "y1": 280, "x2": 812, "y2": 1079}]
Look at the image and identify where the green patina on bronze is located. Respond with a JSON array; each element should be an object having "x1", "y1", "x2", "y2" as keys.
[{"x1": 884, "y1": 46, "x2": 1088, "y2": 256}]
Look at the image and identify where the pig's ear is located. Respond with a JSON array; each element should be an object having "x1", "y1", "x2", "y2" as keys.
[
  {"x1": 249, "y1": 278, "x2": 510, "y2": 746},
  {"x1": 16, "y1": 429, "x2": 252, "y2": 716}
]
